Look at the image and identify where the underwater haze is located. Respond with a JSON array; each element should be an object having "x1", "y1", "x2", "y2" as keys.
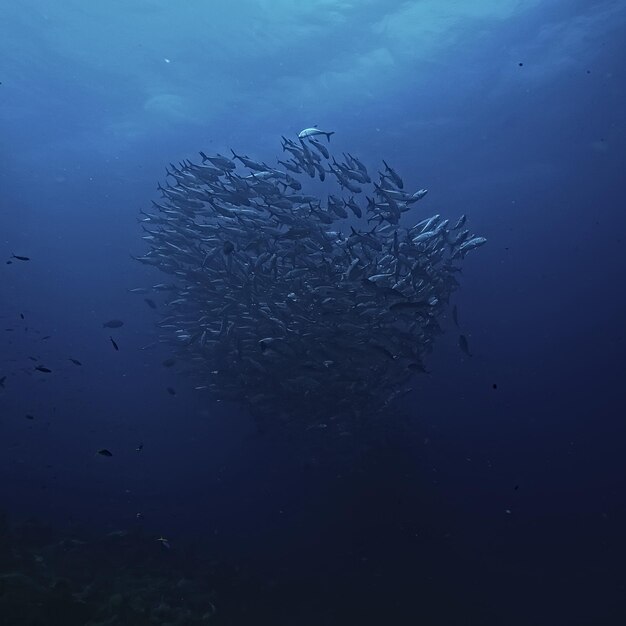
[{"x1": 2, "y1": 1, "x2": 626, "y2": 624}]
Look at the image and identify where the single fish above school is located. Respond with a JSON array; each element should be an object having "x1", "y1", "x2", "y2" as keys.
[{"x1": 298, "y1": 126, "x2": 335, "y2": 141}]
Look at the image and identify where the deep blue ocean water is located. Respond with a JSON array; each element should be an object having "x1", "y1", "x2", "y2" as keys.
[{"x1": 1, "y1": 1, "x2": 626, "y2": 624}]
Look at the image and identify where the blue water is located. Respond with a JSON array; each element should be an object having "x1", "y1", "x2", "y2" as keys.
[{"x1": 2, "y1": 1, "x2": 626, "y2": 624}]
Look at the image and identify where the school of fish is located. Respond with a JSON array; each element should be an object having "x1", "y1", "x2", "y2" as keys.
[{"x1": 133, "y1": 129, "x2": 486, "y2": 431}]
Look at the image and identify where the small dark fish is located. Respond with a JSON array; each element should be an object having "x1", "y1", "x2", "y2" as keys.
[
  {"x1": 109, "y1": 336, "x2": 119, "y2": 351},
  {"x1": 25, "y1": 414, "x2": 34, "y2": 420},
  {"x1": 492, "y1": 383, "x2": 497, "y2": 390},
  {"x1": 452, "y1": 305, "x2": 459, "y2": 327},
  {"x1": 11, "y1": 253, "x2": 30, "y2": 261},
  {"x1": 167, "y1": 387, "x2": 176, "y2": 395},
  {"x1": 5, "y1": 328, "x2": 14, "y2": 332},
  {"x1": 103, "y1": 319, "x2": 124, "y2": 328},
  {"x1": 20, "y1": 313, "x2": 25, "y2": 320},
  {"x1": 389, "y1": 300, "x2": 429, "y2": 312},
  {"x1": 514, "y1": 485, "x2": 519, "y2": 491},
  {"x1": 69, "y1": 358, "x2": 82, "y2": 366},
  {"x1": 162, "y1": 357, "x2": 176, "y2": 367},
  {"x1": 41, "y1": 335, "x2": 51, "y2": 340},
  {"x1": 0, "y1": 376, "x2": 6, "y2": 388},
  {"x1": 6, "y1": 260, "x2": 12, "y2": 265},
  {"x1": 28, "y1": 357, "x2": 38, "y2": 361},
  {"x1": 144, "y1": 298, "x2": 157, "y2": 309},
  {"x1": 136, "y1": 443, "x2": 144, "y2": 452},
  {"x1": 97, "y1": 449, "x2": 113, "y2": 457},
  {"x1": 34, "y1": 365, "x2": 52, "y2": 373},
  {"x1": 458, "y1": 334, "x2": 472, "y2": 357},
  {"x1": 157, "y1": 536, "x2": 171, "y2": 550}
]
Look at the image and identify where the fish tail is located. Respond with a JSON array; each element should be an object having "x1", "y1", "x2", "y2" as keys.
[{"x1": 325, "y1": 132, "x2": 335, "y2": 142}]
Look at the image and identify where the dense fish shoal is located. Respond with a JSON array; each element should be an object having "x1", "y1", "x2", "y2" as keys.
[{"x1": 134, "y1": 130, "x2": 486, "y2": 432}]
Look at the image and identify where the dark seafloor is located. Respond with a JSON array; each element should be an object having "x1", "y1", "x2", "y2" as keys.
[{"x1": 2, "y1": 1, "x2": 626, "y2": 625}]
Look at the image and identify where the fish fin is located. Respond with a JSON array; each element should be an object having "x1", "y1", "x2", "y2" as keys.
[{"x1": 325, "y1": 131, "x2": 335, "y2": 142}]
